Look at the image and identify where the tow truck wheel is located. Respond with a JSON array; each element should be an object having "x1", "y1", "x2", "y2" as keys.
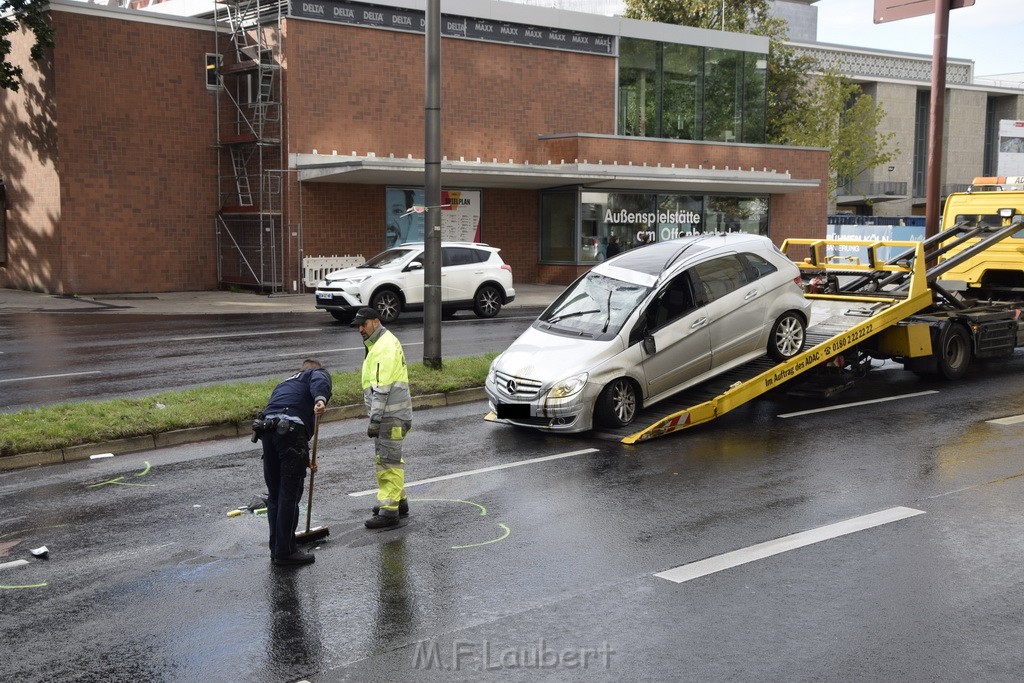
[
  {"x1": 768, "y1": 311, "x2": 806, "y2": 361},
  {"x1": 596, "y1": 377, "x2": 638, "y2": 428},
  {"x1": 937, "y1": 323, "x2": 971, "y2": 380}
]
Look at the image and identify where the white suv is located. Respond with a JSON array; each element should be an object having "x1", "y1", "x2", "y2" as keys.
[{"x1": 315, "y1": 242, "x2": 515, "y2": 323}]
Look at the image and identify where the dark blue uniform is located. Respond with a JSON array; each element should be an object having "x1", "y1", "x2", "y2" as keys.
[{"x1": 259, "y1": 366, "x2": 332, "y2": 561}]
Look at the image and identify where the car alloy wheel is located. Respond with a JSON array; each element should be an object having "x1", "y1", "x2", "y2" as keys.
[
  {"x1": 768, "y1": 311, "x2": 806, "y2": 361},
  {"x1": 596, "y1": 377, "x2": 638, "y2": 428},
  {"x1": 371, "y1": 289, "x2": 401, "y2": 323},
  {"x1": 474, "y1": 285, "x2": 502, "y2": 318}
]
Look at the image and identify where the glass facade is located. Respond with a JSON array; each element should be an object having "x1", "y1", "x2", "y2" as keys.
[
  {"x1": 546, "y1": 189, "x2": 769, "y2": 264},
  {"x1": 618, "y1": 38, "x2": 766, "y2": 143}
]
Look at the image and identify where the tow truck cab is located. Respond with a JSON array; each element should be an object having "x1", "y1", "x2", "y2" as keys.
[{"x1": 936, "y1": 176, "x2": 1024, "y2": 298}]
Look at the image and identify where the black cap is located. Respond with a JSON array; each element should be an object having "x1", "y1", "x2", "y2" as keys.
[{"x1": 350, "y1": 307, "x2": 380, "y2": 326}]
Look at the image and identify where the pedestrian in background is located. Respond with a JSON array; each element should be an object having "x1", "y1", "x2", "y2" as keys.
[
  {"x1": 351, "y1": 307, "x2": 413, "y2": 529},
  {"x1": 254, "y1": 359, "x2": 332, "y2": 565},
  {"x1": 605, "y1": 234, "x2": 621, "y2": 258}
]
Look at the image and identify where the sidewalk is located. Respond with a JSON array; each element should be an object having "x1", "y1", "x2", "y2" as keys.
[{"x1": 0, "y1": 284, "x2": 563, "y2": 315}]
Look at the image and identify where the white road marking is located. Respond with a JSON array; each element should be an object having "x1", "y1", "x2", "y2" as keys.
[
  {"x1": 168, "y1": 328, "x2": 322, "y2": 342},
  {"x1": 348, "y1": 448, "x2": 600, "y2": 497},
  {"x1": 0, "y1": 560, "x2": 30, "y2": 571},
  {"x1": 988, "y1": 414, "x2": 1024, "y2": 425},
  {"x1": 0, "y1": 371, "x2": 101, "y2": 384},
  {"x1": 778, "y1": 390, "x2": 938, "y2": 418},
  {"x1": 655, "y1": 506, "x2": 925, "y2": 584},
  {"x1": 276, "y1": 341, "x2": 423, "y2": 357}
]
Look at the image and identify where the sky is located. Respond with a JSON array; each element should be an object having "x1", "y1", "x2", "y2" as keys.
[
  {"x1": 814, "y1": 0, "x2": 1024, "y2": 79},
  {"x1": 512, "y1": 0, "x2": 1023, "y2": 81}
]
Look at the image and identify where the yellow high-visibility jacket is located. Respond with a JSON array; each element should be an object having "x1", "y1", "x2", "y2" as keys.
[{"x1": 361, "y1": 327, "x2": 413, "y2": 424}]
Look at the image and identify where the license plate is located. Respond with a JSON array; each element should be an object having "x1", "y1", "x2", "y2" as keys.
[
  {"x1": 496, "y1": 403, "x2": 530, "y2": 419},
  {"x1": 317, "y1": 292, "x2": 333, "y2": 300}
]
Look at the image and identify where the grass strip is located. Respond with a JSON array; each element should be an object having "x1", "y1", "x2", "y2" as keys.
[{"x1": 0, "y1": 353, "x2": 496, "y2": 457}]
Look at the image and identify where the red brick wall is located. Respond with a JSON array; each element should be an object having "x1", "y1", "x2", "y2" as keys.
[
  {"x1": 1, "y1": 12, "x2": 218, "y2": 294},
  {"x1": 53, "y1": 14, "x2": 218, "y2": 293},
  {"x1": 0, "y1": 24, "x2": 62, "y2": 292},
  {"x1": 283, "y1": 19, "x2": 615, "y2": 162}
]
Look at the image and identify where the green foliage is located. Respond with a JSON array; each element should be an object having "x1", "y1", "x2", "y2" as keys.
[
  {"x1": 779, "y1": 72, "x2": 899, "y2": 198},
  {"x1": 0, "y1": 0, "x2": 54, "y2": 92},
  {"x1": 0, "y1": 353, "x2": 498, "y2": 456},
  {"x1": 622, "y1": 0, "x2": 900, "y2": 199}
]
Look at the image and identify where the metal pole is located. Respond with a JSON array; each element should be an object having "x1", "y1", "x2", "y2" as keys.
[
  {"x1": 924, "y1": 0, "x2": 950, "y2": 240},
  {"x1": 423, "y1": 0, "x2": 442, "y2": 369}
]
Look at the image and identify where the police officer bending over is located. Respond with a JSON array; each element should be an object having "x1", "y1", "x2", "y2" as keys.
[{"x1": 253, "y1": 359, "x2": 332, "y2": 566}]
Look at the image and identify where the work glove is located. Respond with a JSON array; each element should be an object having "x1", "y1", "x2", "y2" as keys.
[{"x1": 367, "y1": 422, "x2": 380, "y2": 439}]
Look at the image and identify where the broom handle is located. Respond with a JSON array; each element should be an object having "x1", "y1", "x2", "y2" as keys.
[{"x1": 305, "y1": 414, "x2": 320, "y2": 534}]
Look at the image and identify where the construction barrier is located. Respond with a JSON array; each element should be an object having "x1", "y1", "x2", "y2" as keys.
[{"x1": 302, "y1": 255, "x2": 365, "y2": 288}]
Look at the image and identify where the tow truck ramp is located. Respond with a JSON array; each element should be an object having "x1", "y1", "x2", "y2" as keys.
[{"x1": 606, "y1": 239, "x2": 935, "y2": 444}]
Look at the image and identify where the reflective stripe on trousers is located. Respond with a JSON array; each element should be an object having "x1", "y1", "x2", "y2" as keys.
[{"x1": 374, "y1": 420, "x2": 410, "y2": 515}]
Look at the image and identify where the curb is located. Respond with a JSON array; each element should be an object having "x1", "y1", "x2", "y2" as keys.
[{"x1": 0, "y1": 387, "x2": 488, "y2": 472}]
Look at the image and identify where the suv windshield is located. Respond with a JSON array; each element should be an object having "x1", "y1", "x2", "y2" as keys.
[
  {"x1": 360, "y1": 248, "x2": 418, "y2": 268},
  {"x1": 539, "y1": 272, "x2": 651, "y2": 337}
]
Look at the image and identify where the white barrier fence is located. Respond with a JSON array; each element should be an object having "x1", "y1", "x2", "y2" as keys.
[{"x1": 302, "y1": 255, "x2": 365, "y2": 288}]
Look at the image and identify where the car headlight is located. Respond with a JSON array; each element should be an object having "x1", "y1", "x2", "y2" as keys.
[
  {"x1": 548, "y1": 372, "x2": 588, "y2": 399},
  {"x1": 486, "y1": 357, "x2": 500, "y2": 385},
  {"x1": 344, "y1": 275, "x2": 371, "y2": 285}
]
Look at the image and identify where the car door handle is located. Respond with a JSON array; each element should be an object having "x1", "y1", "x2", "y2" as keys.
[
  {"x1": 743, "y1": 289, "x2": 759, "y2": 300},
  {"x1": 691, "y1": 317, "x2": 707, "y2": 328}
]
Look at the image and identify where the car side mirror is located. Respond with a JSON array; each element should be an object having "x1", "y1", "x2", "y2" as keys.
[
  {"x1": 642, "y1": 335, "x2": 656, "y2": 355},
  {"x1": 404, "y1": 262, "x2": 423, "y2": 272}
]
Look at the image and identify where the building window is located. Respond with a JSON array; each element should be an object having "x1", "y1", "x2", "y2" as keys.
[
  {"x1": 205, "y1": 53, "x2": 221, "y2": 90},
  {"x1": 542, "y1": 189, "x2": 768, "y2": 264},
  {"x1": 662, "y1": 43, "x2": 703, "y2": 140},
  {"x1": 913, "y1": 89, "x2": 930, "y2": 197},
  {"x1": 618, "y1": 38, "x2": 765, "y2": 143},
  {"x1": 618, "y1": 39, "x2": 659, "y2": 137}
]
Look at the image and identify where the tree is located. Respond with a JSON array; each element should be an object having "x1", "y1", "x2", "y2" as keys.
[
  {"x1": 623, "y1": 0, "x2": 899, "y2": 200},
  {"x1": 781, "y1": 72, "x2": 899, "y2": 198},
  {"x1": 1, "y1": 0, "x2": 54, "y2": 92}
]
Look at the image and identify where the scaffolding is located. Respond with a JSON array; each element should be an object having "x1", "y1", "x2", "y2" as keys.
[{"x1": 213, "y1": 0, "x2": 285, "y2": 291}]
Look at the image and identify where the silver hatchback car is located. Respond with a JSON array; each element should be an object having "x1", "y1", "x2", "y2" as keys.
[{"x1": 485, "y1": 234, "x2": 811, "y2": 433}]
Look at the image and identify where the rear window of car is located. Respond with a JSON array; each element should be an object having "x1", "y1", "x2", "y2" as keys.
[{"x1": 443, "y1": 247, "x2": 490, "y2": 266}]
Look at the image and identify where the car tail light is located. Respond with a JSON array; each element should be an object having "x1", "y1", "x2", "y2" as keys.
[
  {"x1": 501, "y1": 264, "x2": 512, "y2": 271},
  {"x1": 793, "y1": 276, "x2": 802, "y2": 286}
]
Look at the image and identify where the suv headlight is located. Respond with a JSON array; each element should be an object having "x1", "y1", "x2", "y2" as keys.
[
  {"x1": 338, "y1": 275, "x2": 370, "y2": 286},
  {"x1": 548, "y1": 373, "x2": 588, "y2": 399}
]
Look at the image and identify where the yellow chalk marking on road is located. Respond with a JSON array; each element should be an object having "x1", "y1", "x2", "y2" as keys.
[
  {"x1": 87, "y1": 476, "x2": 125, "y2": 488},
  {"x1": 136, "y1": 461, "x2": 152, "y2": 477},
  {"x1": 452, "y1": 523, "x2": 510, "y2": 550},
  {"x1": 0, "y1": 583, "x2": 48, "y2": 590},
  {"x1": 407, "y1": 498, "x2": 509, "y2": 549},
  {"x1": 0, "y1": 524, "x2": 69, "y2": 541},
  {"x1": 411, "y1": 498, "x2": 487, "y2": 516}
]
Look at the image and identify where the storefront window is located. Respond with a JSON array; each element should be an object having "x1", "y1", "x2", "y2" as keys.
[
  {"x1": 704, "y1": 196, "x2": 769, "y2": 235},
  {"x1": 540, "y1": 191, "x2": 577, "y2": 262},
  {"x1": 543, "y1": 189, "x2": 768, "y2": 264}
]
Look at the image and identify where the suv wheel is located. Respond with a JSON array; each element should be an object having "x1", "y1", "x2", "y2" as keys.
[
  {"x1": 473, "y1": 285, "x2": 502, "y2": 318},
  {"x1": 371, "y1": 289, "x2": 402, "y2": 323}
]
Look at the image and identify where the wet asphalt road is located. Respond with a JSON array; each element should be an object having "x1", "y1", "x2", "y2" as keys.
[
  {"x1": 2, "y1": 354, "x2": 1024, "y2": 682},
  {"x1": 0, "y1": 309, "x2": 543, "y2": 412}
]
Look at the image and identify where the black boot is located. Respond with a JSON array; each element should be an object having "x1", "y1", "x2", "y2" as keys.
[
  {"x1": 365, "y1": 514, "x2": 401, "y2": 530},
  {"x1": 372, "y1": 499, "x2": 409, "y2": 517},
  {"x1": 272, "y1": 550, "x2": 315, "y2": 566}
]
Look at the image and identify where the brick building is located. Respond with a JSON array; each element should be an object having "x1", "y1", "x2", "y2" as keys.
[{"x1": 0, "y1": 0, "x2": 827, "y2": 294}]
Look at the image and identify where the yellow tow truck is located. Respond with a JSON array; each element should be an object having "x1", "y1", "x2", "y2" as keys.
[{"x1": 609, "y1": 177, "x2": 1024, "y2": 444}]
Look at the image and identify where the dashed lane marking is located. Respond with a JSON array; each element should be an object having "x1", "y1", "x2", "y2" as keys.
[
  {"x1": 0, "y1": 371, "x2": 101, "y2": 384},
  {"x1": 988, "y1": 414, "x2": 1024, "y2": 425},
  {"x1": 655, "y1": 506, "x2": 925, "y2": 584},
  {"x1": 777, "y1": 390, "x2": 938, "y2": 418},
  {"x1": 347, "y1": 448, "x2": 600, "y2": 497}
]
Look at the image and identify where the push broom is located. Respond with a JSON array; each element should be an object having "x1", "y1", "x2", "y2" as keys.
[{"x1": 295, "y1": 413, "x2": 330, "y2": 543}]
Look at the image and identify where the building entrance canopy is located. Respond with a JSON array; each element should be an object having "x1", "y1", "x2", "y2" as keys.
[{"x1": 292, "y1": 153, "x2": 820, "y2": 195}]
